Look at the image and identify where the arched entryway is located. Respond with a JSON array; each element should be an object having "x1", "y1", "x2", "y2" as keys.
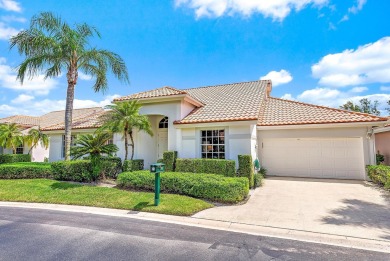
[{"x1": 157, "y1": 116, "x2": 168, "y2": 159}]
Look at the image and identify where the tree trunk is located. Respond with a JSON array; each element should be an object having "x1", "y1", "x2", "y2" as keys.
[
  {"x1": 124, "y1": 126, "x2": 129, "y2": 160},
  {"x1": 64, "y1": 66, "x2": 78, "y2": 161},
  {"x1": 129, "y1": 130, "x2": 135, "y2": 160}
]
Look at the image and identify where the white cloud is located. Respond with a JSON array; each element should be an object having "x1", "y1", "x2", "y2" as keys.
[
  {"x1": 281, "y1": 93, "x2": 295, "y2": 100},
  {"x1": 312, "y1": 37, "x2": 390, "y2": 87},
  {"x1": 1, "y1": 15, "x2": 26, "y2": 23},
  {"x1": 0, "y1": 0, "x2": 21, "y2": 12},
  {"x1": 0, "y1": 94, "x2": 120, "y2": 117},
  {"x1": 175, "y1": 0, "x2": 329, "y2": 21},
  {"x1": 340, "y1": 0, "x2": 367, "y2": 22},
  {"x1": 380, "y1": 86, "x2": 390, "y2": 91},
  {"x1": 0, "y1": 57, "x2": 59, "y2": 95},
  {"x1": 0, "y1": 21, "x2": 19, "y2": 40},
  {"x1": 78, "y1": 72, "x2": 93, "y2": 81},
  {"x1": 11, "y1": 94, "x2": 34, "y2": 103},
  {"x1": 349, "y1": 86, "x2": 368, "y2": 93},
  {"x1": 260, "y1": 69, "x2": 293, "y2": 86},
  {"x1": 283, "y1": 87, "x2": 390, "y2": 115}
]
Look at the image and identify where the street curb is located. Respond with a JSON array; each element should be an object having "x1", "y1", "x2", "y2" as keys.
[{"x1": 1, "y1": 201, "x2": 389, "y2": 253}]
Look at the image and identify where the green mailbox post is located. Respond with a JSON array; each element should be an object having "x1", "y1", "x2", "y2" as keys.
[{"x1": 150, "y1": 163, "x2": 165, "y2": 206}]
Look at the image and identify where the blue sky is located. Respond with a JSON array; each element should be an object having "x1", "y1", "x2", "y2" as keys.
[{"x1": 0, "y1": 0, "x2": 389, "y2": 117}]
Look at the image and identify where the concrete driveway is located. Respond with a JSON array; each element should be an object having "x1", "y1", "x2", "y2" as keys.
[{"x1": 193, "y1": 177, "x2": 390, "y2": 242}]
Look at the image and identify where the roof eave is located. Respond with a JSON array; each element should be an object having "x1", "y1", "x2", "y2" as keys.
[{"x1": 257, "y1": 120, "x2": 387, "y2": 130}]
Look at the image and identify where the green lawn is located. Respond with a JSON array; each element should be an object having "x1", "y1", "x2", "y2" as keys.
[{"x1": 0, "y1": 179, "x2": 213, "y2": 216}]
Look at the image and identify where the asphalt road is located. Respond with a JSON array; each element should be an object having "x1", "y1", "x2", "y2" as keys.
[{"x1": 0, "y1": 207, "x2": 388, "y2": 261}]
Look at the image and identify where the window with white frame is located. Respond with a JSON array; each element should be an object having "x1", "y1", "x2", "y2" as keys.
[
  {"x1": 159, "y1": 117, "x2": 168, "y2": 129},
  {"x1": 62, "y1": 135, "x2": 76, "y2": 158},
  {"x1": 201, "y1": 130, "x2": 225, "y2": 159},
  {"x1": 16, "y1": 144, "x2": 24, "y2": 154}
]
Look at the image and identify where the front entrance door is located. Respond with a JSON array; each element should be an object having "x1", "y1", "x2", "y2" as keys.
[{"x1": 158, "y1": 131, "x2": 168, "y2": 159}]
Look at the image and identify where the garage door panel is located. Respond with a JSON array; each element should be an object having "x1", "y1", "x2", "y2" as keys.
[{"x1": 262, "y1": 138, "x2": 365, "y2": 180}]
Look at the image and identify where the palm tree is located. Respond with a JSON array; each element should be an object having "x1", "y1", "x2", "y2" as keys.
[
  {"x1": 70, "y1": 131, "x2": 119, "y2": 179},
  {"x1": 25, "y1": 127, "x2": 49, "y2": 154},
  {"x1": 101, "y1": 101, "x2": 153, "y2": 160},
  {"x1": 10, "y1": 12, "x2": 129, "y2": 161},
  {"x1": 0, "y1": 123, "x2": 24, "y2": 154}
]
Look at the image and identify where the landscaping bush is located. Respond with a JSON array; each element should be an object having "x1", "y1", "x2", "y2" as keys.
[
  {"x1": 175, "y1": 158, "x2": 236, "y2": 177},
  {"x1": 100, "y1": 157, "x2": 123, "y2": 178},
  {"x1": 0, "y1": 154, "x2": 31, "y2": 164},
  {"x1": 254, "y1": 173, "x2": 263, "y2": 188},
  {"x1": 161, "y1": 151, "x2": 177, "y2": 172},
  {"x1": 117, "y1": 171, "x2": 249, "y2": 203},
  {"x1": 0, "y1": 162, "x2": 52, "y2": 179},
  {"x1": 51, "y1": 160, "x2": 95, "y2": 182},
  {"x1": 123, "y1": 159, "x2": 144, "y2": 172},
  {"x1": 237, "y1": 155, "x2": 254, "y2": 188},
  {"x1": 367, "y1": 165, "x2": 390, "y2": 189}
]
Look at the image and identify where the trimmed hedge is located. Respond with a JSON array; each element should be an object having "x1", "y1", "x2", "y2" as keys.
[
  {"x1": 175, "y1": 158, "x2": 236, "y2": 177},
  {"x1": 101, "y1": 157, "x2": 123, "y2": 178},
  {"x1": 117, "y1": 171, "x2": 249, "y2": 203},
  {"x1": 162, "y1": 151, "x2": 177, "y2": 172},
  {"x1": 0, "y1": 162, "x2": 52, "y2": 179},
  {"x1": 0, "y1": 154, "x2": 31, "y2": 164},
  {"x1": 237, "y1": 155, "x2": 254, "y2": 188},
  {"x1": 51, "y1": 160, "x2": 95, "y2": 182},
  {"x1": 254, "y1": 173, "x2": 263, "y2": 188},
  {"x1": 123, "y1": 159, "x2": 144, "y2": 172},
  {"x1": 367, "y1": 165, "x2": 390, "y2": 189}
]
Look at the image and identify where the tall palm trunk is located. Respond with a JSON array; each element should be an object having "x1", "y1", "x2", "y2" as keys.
[
  {"x1": 129, "y1": 130, "x2": 135, "y2": 160},
  {"x1": 64, "y1": 64, "x2": 78, "y2": 161},
  {"x1": 124, "y1": 126, "x2": 129, "y2": 160}
]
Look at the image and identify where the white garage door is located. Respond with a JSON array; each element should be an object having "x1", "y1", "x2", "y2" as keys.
[{"x1": 262, "y1": 138, "x2": 365, "y2": 180}]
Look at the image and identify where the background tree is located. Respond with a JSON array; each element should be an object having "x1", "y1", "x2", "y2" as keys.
[
  {"x1": 10, "y1": 12, "x2": 129, "y2": 161},
  {"x1": 0, "y1": 123, "x2": 24, "y2": 154},
  {"x1": 100, "y1": 101, "x2": 153, "y2": 160},
  {"x1": 340, "y1": 98, "x2": 380, "y2": 116},
  {"x1": 70, "y1": 131, "x2": 118, "y2": 179},
  {"x1": 25, "y1": 127, "x2": 49, "y2": 154},
  {"x1": 386, "y1": 100, "x2": 390, "y2": 115}
]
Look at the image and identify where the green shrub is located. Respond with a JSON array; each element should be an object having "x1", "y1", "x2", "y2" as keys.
[
  {"x1": 376, "y1": 151, "x2": 385, "y2": 165},
  {"x1": 237, "y1": 155, "x2": 254, "y2": 188},
  {"x1": 0, "y1": 162, "x2": 52, "y2": 179},
  {"x1": 117, "y1": 171, "x2": 249, "y2": 203},
  {"x1": 51, "y1": 160, "x2": 95, "y2": 182},
  {"x1": 0, "y1": 154, "x2": 31, "y2": 164},
  {"x1": 254, "y1": 173, "x2": 263, "y2": 188},
  {"x1": 123, "y1": 159, "x2": 144, "y2": 172},
  {"x1": 259, "y1": 166, "x2": 267, "y2": 176},
  {"x1": 175, "y1": 158, "x2": 236, "y2": 177},
  {"x1": 161, "y1": 151, "x2": 177, "y2": 172},
  {"x1": 367, "y1": 165, "x2": 390, "y2": 189},
  {"x1": 100, "y1": 157, "x2": 123, "y2": 178}
]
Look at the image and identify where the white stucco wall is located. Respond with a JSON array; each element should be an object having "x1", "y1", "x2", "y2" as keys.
[
  {"x1": 31, "y1": 143, "x2": 49, "y2": 162},
  {"x1": 257, "y1": 126, "x2": 375, "y2": 167},
  {"x1": 48, "y1": 134, "x2": 63, "y2": 162}
]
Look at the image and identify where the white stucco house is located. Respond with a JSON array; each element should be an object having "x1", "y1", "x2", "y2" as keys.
[{"x1": 1, "y1": 80, "x2": 388, "y2": 180}]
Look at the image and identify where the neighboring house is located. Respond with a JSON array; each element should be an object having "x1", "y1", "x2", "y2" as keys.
[
  {"x1": 374, "y1": 123, "x2": 390, "y2": 165},
  {"x1": 113, "y1": 80, "x2": 388, "y2": 180},
  {"x1": 0, "y1": 107, "x2": 104, "y2": 162}
]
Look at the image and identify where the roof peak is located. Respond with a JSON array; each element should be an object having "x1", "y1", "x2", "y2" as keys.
[{"x1": 183, "y1": 79, "x2": 269, "y2": 91}]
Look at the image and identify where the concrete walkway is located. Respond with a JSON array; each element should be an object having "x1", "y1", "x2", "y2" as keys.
[{"x1": 194, "y1": 177, "x2": 390, "y2": 243}]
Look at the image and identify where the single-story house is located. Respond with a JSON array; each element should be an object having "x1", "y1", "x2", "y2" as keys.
[
  {"x1": 1, "y1": 80, "x2": 388, "y2": 180},
  {"x1": 374, "y1": 122, "x2": 390, "y2": 165},
  {"x1": 112, "y1": 80, "x2": 388, "y2": 180}
]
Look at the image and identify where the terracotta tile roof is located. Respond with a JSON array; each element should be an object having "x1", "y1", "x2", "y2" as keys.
[
  {"x1": 258, "y1": 97, "x2": 387, "y2": 126},
  {"x1": 41, "y1": 108, "x2": 105, "y2": 131},
  {"x1": 175, "y1": 80, "x2": 269, "y2": 124},
  {"x1": 114, "y1": 86, "x2": 187, "y2": 101},
  {"x1": 0, "y1": 115, "x2": 40, "y2": 127},
  {"x1": 0, "y1": 107, "x2": 105, "y2": 131}
]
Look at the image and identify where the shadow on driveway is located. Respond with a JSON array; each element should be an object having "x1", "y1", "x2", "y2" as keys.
[{"x1": 321, "y1": 197, "x2": 390, "y2": 240}]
